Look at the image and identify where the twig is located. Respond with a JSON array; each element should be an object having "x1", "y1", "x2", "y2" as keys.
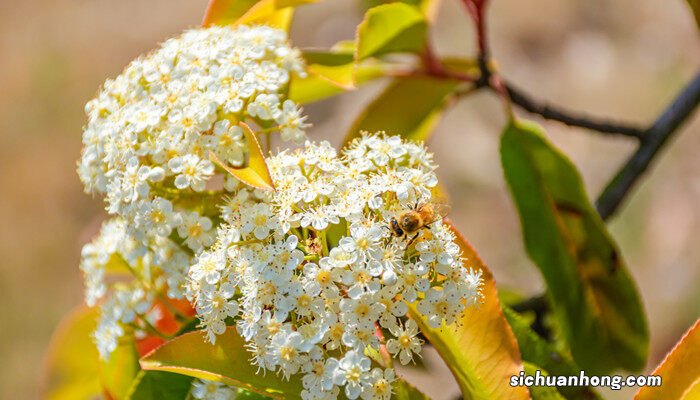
[
  {"x1": 596, "y1": 71, "x2": 700, "y2": 220},
  {"x1": 449, "y1": 1, "x2": 650, "y2": 139},
  {"x1": 416, "y1": 50, "x2": 655, "y2": 141},
  {"x1": 453, "y1": 0, "x2": 700, "y2": 221},
  {"x1": 510, "y1": 294, "x2": 551, "y2": 340},
  {"x1": 501, "y1": 82, "x2": 646, "y2": 139},
  {"x1": 460, "y1": 0, "x2": 489, "y2": 59}
]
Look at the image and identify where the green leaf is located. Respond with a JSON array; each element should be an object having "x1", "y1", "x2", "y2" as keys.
[
  {"x1": 126, "y1": 370, "x2": 278, "y2": 400},
  {"x1": 210, "y1": 122, "x2": 275, "y2": 191},
  {"x1": 407, "y1": 221, "x2": 530, "y2": 400},
  {"x1": 500, "y1": 119, "x2": 648, "y2": 374},
  {"x1": 342, "y1": 77, "x2": 460, "y2": 145},
  {"x1": 521, "y1": 363, "x2": 566, "y2": 400},
  {"x1": 202, "y1": 0, "x2": 316, "y2": 30},
  {"x1": 140, "y1": 328, "x2": 304, "y2": 399},
  {"x1": 289, "y1": 47, "x2": 390, "y2": 104},
  {"x1": 504, "y1": 307, "x2": 601, "y2": 400},
  {"x1": 126, "y1": 371, "x2": 193, "y2": 400},
  {"x1": 41, "y1": 307, "x2": 103, "y2": 400},
  {"x1": 635, "y1": 318, "x2": 700, "y2": 400},
  {"x1": 686, "y1": 0, "x2": 700, "y2": 29},
  {"x1": 140, "y1": 328, "x2": 431, "y2": 400},
  {"x1": 362, "y1": 1, "x2": 441, "y2": 22},
  {"x1": 356, "y1": 3, "x2": 427, "y2": 61}
]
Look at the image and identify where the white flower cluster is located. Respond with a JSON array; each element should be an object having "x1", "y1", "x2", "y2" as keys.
[
  {"x1": 81, "y1": 218, "x2": 191, "y2": 358},
  {"x1": 77, "y1": 25, "x2": 309, "y2": 360},
  {"x1": 78, "y1": 24, "x2": 307, "y2": 247},
  {"x1": 187, "y1": 133, "x2": 484, "y2": 400}
]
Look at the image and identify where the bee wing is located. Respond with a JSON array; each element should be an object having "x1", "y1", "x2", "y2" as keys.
[
  {"x1": 431, "y1": 201, "x2": 451, "y2": 219},
  {"x1": 421, "y1": 198, "x2": 451, "y2": 225},
  {"x1": 429, "y1": 189, "x2": 451, "y2": 217}
]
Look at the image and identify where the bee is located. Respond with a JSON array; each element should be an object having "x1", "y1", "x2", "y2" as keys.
[{"x1": 389, "y1": 201, "x2": 450, "y2": 244}]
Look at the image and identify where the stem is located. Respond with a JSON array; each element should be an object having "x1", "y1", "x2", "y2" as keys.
[
  {"x1": 151, "y1": 186, "x2": 223, "y2": 199},
  {"x1": 460, "y1": 0, "x2": 489, "y2": 59},
  {"x1": 118, "y1": 254, "x2": 153, "y2": 290},
  {"x1": 501, "y1": 82, "x2": 646, "y2": 139},
  {"x1": 157, "y1": 293, "x2": 189, "y2": 321},
  {"x1": 596, "y1": 71, "x2": 700, "y2": 220},
  {"x1": 320, "y1": 230, "x2": 329, "y2": 256},
  {"x1": 374, "y1": 325, "x2": 394, "y2": 368},
  {"x1": 230, "y1": 238, "x2": 267, "y2": 246},
  {"x1": 136, "y1": 313, "x2": 174, "y2": 340},
  {"x1": 510, "y1": 294, "x2": 551, "y2": 340}
]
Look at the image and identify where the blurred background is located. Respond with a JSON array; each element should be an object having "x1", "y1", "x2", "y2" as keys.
[{"x1": 0, "y1": 0, "x2": 698, "y2": 398}]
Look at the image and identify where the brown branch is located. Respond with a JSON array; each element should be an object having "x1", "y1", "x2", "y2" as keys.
[
  {"x1": 596, "y1": 71, "x2": 700, "y2": 220},
  {"x1": 460, "y1": 0, "x2": 489, "y2": 58},
  {"x1": 452, "y1": 0, "x2": 700, "y2": 222},
  {"x1": 501, "y1": 82, "x2": 646, "y2": 139},
  {"x1": 457, "y1": 0, "x2": 645, "y2": 137}
]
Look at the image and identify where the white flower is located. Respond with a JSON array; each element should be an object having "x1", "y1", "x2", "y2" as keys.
[
  {"x1": 207, "y1": 120, "x2": 245, "y2": 166},
  {"x1": 93, "y1": 319, "x2": 123, "y2": 360},
  {"x1": 339, "y1": 294, "x2": 384, "y2": 325},
  {"x1": 169, "y1": 155, "x2": 215, "y2": 191},
  {"x1": 80, "y1": 219, "x2": 128, "y2": 306},
  {"x1": 241, "y1": 203, "x2": 276, "y2": 240},
  {"x1": 300, "y1": 206, "x2": 340, "y2": 231},
  {"x1": 323, "y1": 246, "x2": 357, "y2": 269},
  {"x1": 277, "y1": 100, "x2": 309, "y2": 143},
  {"x1": 136, "y1": 197, "x2": 175, "y2": 237},
  {"x1": 270, "y1": 327, "x2": 307, "y2": 379},
  {"x1": 93, "y1": 284, "x2": 153, "y2": 359},
  {"x1": 386, "y1": 319, "x2": 423, "y2": 365},
  {"x1": 361, "y1": 368, "x2": 395, "y2": 400},
  {"x1": 303, "y1": 357, "x2": 338, "y2": 393},
  {"x1": 190, "y1": 250, "x2": 227, "y2": 285},
  {"x1": 247, "y1": 93, "x2": 281, "y2": 120},
  {"x1": 303, "y1": 262, "x2": 341, "y2": 294},
  {"x1": 177, "y1": 212, "x2": 215, "y2": 252},
  {"x1": 417, "y1": 288, "x2": 464, "y2": 328},
  {"x1": 339, "y1": 223, "x2": 383, "y2": 262},
  {"x1": 333, "y1": 350, "x2": 371, "y2": 399},
  {"x1": 341, "y1": 321, "x2": 379, "y2": 350},
  {"x1": 198, "y1": 284, "x2": 238, "y2": 343},
  {"x1": 396, "y1": 262, "x2": 430, "y2": 303},
  {"x1": 116, "y1": 158, "x2": 151, "y2": 204},
  {"x1": 292, "y1": 284, "x2": 324, "y2": 317},
  {"x1": 368, "y1": 242, "x2": 402, "y2": 284}
]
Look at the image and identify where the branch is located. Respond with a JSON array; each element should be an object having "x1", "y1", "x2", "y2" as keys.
[
  {"x1": 510, "y1": 294, "x2": 552, "y2": 340},
  {"x1": 453, "y1": 0, "x2": 700, "y2": 221},
  {"x1": 501, "y1": 82, "x2": 646, "y2": 139},
  {"x1": 596, "y1": 71, "x2": 700, "y2": 220},
  {"x1": 457, "y1": 0, "x2": 645, "y2": 138}
]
